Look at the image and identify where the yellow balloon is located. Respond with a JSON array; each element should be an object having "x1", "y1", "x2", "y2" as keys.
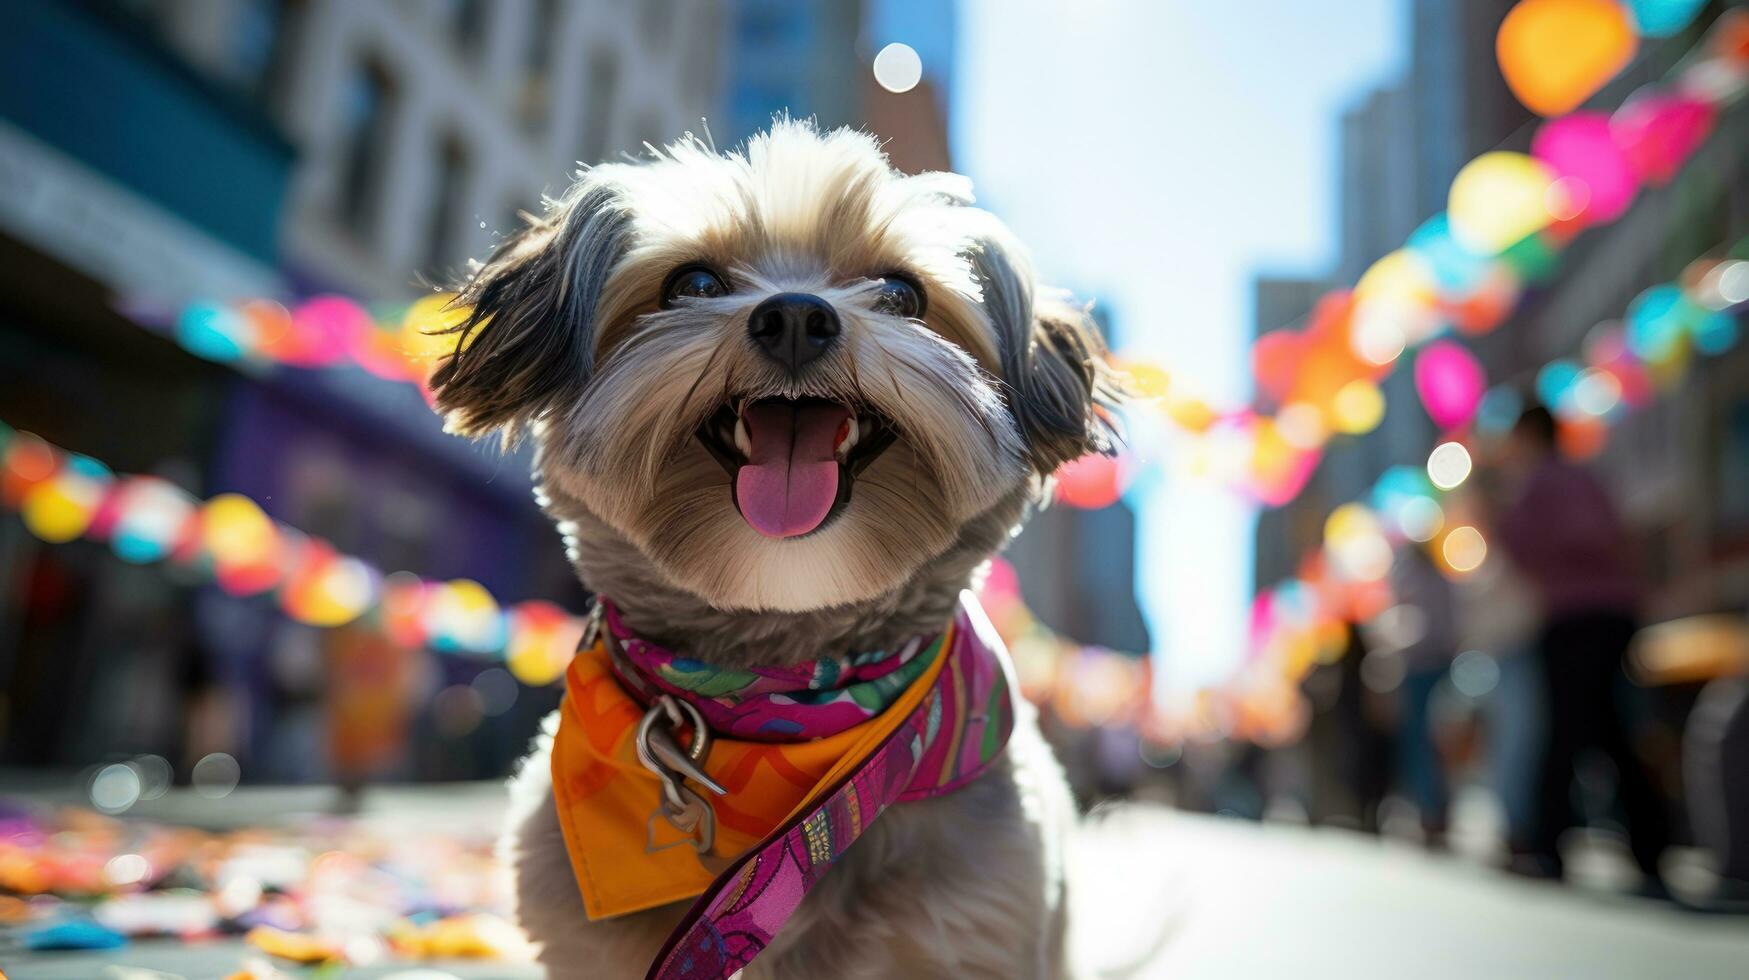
[
  {"x1": 1330, "y1": 380, "x2": 1385, "y2": 435},
  {"x1": 202, "y1": 493, "x2": 277, "y2": 565},
  {"x1": 1118, "y1": 358, "x2": 1171, "y2": 399},
  {"x1": 1354, "y1": 249, "x2": 1437, "y2": 306},
  {"x1": 1448, "y1": 152, "x2": 1560, "y2": 255},
  {"x1": 399, "y1": 293, "x2": 473, "y2": 366},
  {"x1": 22, "y1": 477, "x2": 101, "y2": 543}
]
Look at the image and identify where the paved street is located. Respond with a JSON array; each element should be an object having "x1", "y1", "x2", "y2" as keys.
[
  {"x1": 1077, "y1": 805, "x2": 1749, "y2": 979},
  {"x1": 7, "y1": 786, "x2": 1748, "y2": 979}
]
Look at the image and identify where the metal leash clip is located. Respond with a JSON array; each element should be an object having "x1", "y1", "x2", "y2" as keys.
[{"x1": 636, "y1": 694, "x2": 727, "y2": 855}]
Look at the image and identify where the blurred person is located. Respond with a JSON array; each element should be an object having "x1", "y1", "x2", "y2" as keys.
[
  {"x1": 1686, "y1": 669, "x2": 1749, "y2": 908},
  {"x1": 1455, "y1": 535, "x2": 1544, "y2": 856},
  {"x1": 1455, "y1": 471, "x2": 1546, "y2": 857},
  {"x1": 1384, "y1": 543, "x2": 1457, "y2": 846},
  {"x1": 1303, "y1": 621, "x2": 1394, "y2": 832},
  {"x1": 1496, "y1": 405, "x2": 1670, "y2": 887}
]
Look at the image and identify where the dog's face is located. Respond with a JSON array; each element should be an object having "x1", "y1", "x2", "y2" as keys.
[{"x1": 433, "y1": 122, "x2": 1113, "y2": 612}]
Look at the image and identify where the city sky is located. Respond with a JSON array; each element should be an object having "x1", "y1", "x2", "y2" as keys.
[{"x1": 949, "y1": 1, "x2": 1407, "y2": 696}]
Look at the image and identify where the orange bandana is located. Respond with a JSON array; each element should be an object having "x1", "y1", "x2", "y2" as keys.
[{"x1": 550, "y1": 620, "x2": 952, "y2": 920}]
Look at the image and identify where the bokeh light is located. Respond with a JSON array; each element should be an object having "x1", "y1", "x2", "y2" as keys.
[
  {"x1": 1413, "y1": 340, "x2": 1487, "y2": 430},
  {"x1": 90, "y1": 763, "x2": 143, "y2": 814},
  {"x1": 423, "y1": 579, "x2": 505, "y2": 654},
  {"x1": 1350, "y1": 314, "x2": 1407, "y2": 366},
  {"x1": 872, "y1": 42, "x2": 923, "y2": 94},
  {"x1": 1450, "y1": 649, "x2": 1502, "y2": 698},
  {"x1": 1055, "y1": 452, "x2": 1127, "y2": 509},
  {"x1": 1536, "y1": 359, "x2": 1584, "y2": 410},
  {"x1": 1426, "y1": 441, "x2": 1473, "y2": 491},
  {"x1": 1531, "y1": 112, "x2": 1639, "y2": 225},
  {"x1": 1448, "y1": 152, "x2": 1562, "y2": 254},
  {"x1": 202, "y1": 493, "x2": 282, "y2": 596},
  {"x1": 22, "y1": 454, "x2": 109, "y2": 543},
  {"x1": 176, "y1": 302, "x2": 253, "y2": 362},
  {"x1": 1324, "y1": 504, "x2": 1392, "y2": 582},
  {"x1": 1398, "y1": 496, "x2": 1446, "y2": 543},
  {"x1": 110, "y1": 477, "x2": 196, "y2": 563},
  {"x1": 1496, "y1": 0, "x2": 1636, "y2": 117},
  {"x1": 1612, "y1": 90, "x2": 1715, "y2": 186},
  {"x1": 1440, "y1": 525, "x2": 1488, "y2": 574},
  {"x1": 506, "y1": 600, "x2": 582, "y2": 686},
  {"x1": 192, "y1": 752, "x2": 241, "y2": 799},
  {"x1": 1275, "y1": 402, "x2": 1328, "y2": 450},
  {"x1": 1330, "y1": 380, "x2": 1385, "y2": 435},
  {"x1": 1571, "y1": 367, "x2": 1623, "y2": 417},
  {"x1": 399, "y1": 293, "x2": 470, "y2": 385}
]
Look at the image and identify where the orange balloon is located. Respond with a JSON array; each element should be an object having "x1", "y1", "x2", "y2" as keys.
[
  {"x1": 1497, "y1": 0, "x2": 1636, "y2": 116},
  {"x1": 1165, "y1": 396, "x2": 1217, "y2": 433},
  {"x1": 1558, "y1": 414, "x2": 1609, "y2": 459}
]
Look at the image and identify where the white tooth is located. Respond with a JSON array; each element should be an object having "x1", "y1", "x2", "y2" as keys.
[
  {"x1": 733, "y1": 413, "x2": 751, "y2": 458},
  {"x1": 836, "y1": 417, "x2": 860, "y2": 459}
]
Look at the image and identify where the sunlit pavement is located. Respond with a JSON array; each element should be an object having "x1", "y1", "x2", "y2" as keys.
[
  {"x1": 1077, "y1": 804, "x2": 1749, "y2": 979},
  {"x1": 8, "y1": 783, "x2": 1748, "y2": 978}
]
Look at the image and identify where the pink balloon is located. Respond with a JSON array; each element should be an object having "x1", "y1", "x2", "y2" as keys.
[
  {"x1": 290, "y1": 295, "x2": 374, "y2": 367},
  {"x1": 1532, "y1": 113, "x2": 1639, "y2": 226},
  {"x1": 1611, "y1": 90, "x2": 1715, "y2": 186},
  {"x1": 1414, "y1": 340, "x2": 1487, "y2": 431}
]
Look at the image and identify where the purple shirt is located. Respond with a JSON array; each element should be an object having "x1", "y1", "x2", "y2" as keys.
[{"x1": 1498, "y1": 457, "x2": 1639, "y2": 618}]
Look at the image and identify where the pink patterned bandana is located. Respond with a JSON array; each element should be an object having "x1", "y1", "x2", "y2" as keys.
[
  {"x1": 601, "y1": 599, "x2": 940, "y2": 741},
  {"x1": 598, "y1": 593, "x2": 1017, "y2": 980}
]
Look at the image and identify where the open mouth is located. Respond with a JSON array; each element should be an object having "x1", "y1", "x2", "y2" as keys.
[{"x1": 695, "y1": 397, "x2": 898, "y2": 539}]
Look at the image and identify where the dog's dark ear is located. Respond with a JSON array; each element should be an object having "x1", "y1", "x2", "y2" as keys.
[
  {"x1": 430, "y1": 178, "x2": 631, "y2": 440},
  {"x1": 971, "y1": 236, "x2": 1120, "y2": 477}
]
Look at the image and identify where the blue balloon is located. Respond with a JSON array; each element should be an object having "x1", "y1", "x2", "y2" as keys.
[
  {"x1": 176, "y1": 302, "x2": 247, "y2": 362},
  {"x1": 1692, "y1": 310, "x2": 1740, "y2": 356},
  {"x1": 1536, "y1": 360, "x2": 1582, "y2": 410},
  {"x1": 1407, "y1": 214, "x2": 1490, "y2": 293},
  {"x1": 1626, "y1": 285, "x2": 1687, "y2": 361},
  {"x1": 1625, "y1": 0, "x2": 1706, "y2": 37}
]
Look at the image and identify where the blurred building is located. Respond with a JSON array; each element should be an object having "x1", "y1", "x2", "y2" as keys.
[
  {"x1": 1252, "y1": 1, "x2": 1749, "y2": 617},
  {"x1": 153, "y1": 0, "x2": 726, "y2": 299},
  {"x1": 1252, "y1": 0, "x2": 1556, "y2": 588},
  {"x1": 0, "y1": 0, "x2": 730, "y2": 784},
  {"x1": 726, "y1": 0, "x2": 865, "y2": 147},
  {"x1": 1251, "y1": 275, "x2": 1330, "y2": 590},
  {"x1": 1004, "y1": 302, "x2": 1152, "y2": 654}
]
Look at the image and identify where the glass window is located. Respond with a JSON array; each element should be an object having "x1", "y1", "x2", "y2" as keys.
[
  {"x1": 424, "y1": 136, "x2": 470, "y2": 275},
  {"x1": 232, "y1": 0, "x2": 285, "y2": 96},
  {"x1": 339, "y1": 61, "x2": 392, "y2": 241},
  {"x1": 520, "y1": 0, "x2": 559, "y2": 127}
]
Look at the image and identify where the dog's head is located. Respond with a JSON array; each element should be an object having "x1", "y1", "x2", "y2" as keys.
[{"x1": 432, "y1": 121, "x2": 1116, "y2": 612}]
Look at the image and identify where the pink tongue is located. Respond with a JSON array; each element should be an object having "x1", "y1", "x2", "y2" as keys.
[{"x1": 735, "y1": 402, "x2": 850, "y2": 538}]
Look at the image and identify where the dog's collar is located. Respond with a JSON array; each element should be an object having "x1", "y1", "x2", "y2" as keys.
[
  {"x1": 598, "y1": 597, "x2": 942, "y2": 742},
  {"x1": 549, "y1": 592, "x2": 1017, "y2": 980}
]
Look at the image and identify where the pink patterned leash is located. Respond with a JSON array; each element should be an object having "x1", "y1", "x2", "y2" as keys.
[{"x1": 644, "y1": 595, "x2": 1016, "y2": 980}]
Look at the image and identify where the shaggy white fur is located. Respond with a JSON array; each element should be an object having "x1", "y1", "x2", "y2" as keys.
[{"x1": 434, "y1": 121, "x2": 1118, "y2": 978}]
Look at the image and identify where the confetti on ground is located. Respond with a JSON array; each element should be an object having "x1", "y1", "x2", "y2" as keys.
[{"x1": 0, "y1": 799, "x2": 531, "y2": 970}]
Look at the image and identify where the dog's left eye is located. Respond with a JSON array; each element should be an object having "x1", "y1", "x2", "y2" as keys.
[
  {"x1": 872, "y1": 275, "x2": 926, "y2": 319},
  {"x1": 661, "y1": 265, "x2": 729, "y2": 308}
]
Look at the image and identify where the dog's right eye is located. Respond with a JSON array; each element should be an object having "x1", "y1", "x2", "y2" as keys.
[{"x1": 661, "y1": 265, "x2": 729, "y2": 308}]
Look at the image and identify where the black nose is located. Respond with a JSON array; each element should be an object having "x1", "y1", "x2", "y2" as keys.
[{"x1": 747, "y1": 293, "x2": 841, "y2": 373}]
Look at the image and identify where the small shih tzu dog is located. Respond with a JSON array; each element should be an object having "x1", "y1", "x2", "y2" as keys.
[{"x1": 432, "y1": 121, "x2": 1116, "y2": 979}]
